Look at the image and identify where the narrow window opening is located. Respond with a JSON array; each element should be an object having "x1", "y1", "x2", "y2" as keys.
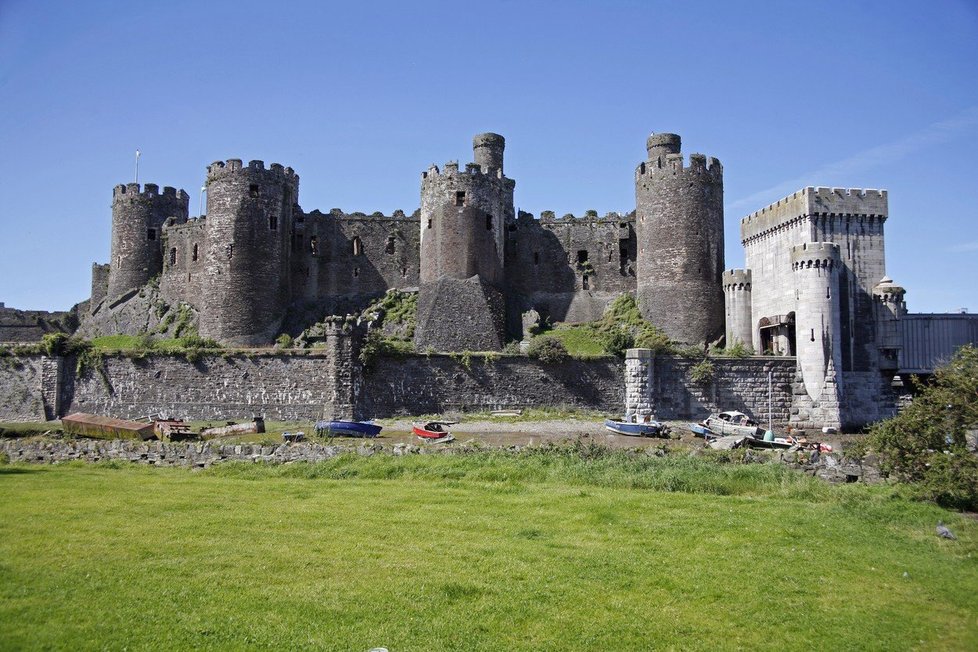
[
  {"x1": 249, "y1": 184, "x2": 260, "y2": 198},
  {"x1": 352, "y1": 236, "x2": 363, "y2": 256},
  {"x1": 401, "y1": 266, "x2": 408, "y2": 278},
  {"x1": 454, "y1": 191, "x2": 465, "y2": 207},
  {"x1": 486, "y1": 214, "x2": 493, "y2": 230},
  {"x1": 810, "y1": 328, "x2": 815, "y2": 342},
  {"x1": 192, "y1": 243, "x2": 198, "y2": 262},
  {"x1": 269, "y1": 214, "x2": 278, "y2": 231},
  {"x1": 385, "y1": 235, "x2": 396, "y2": 254},
  {"x1": 826, "y1": 286, "x2": 831, "y2": 299},
  {"x1": 169, "y1": 247, "x2": 177, "y2": 266},
  {"x1": 533, "y1": 252, "x2": 540, "y2": 265},
  {"x1": 353, "y1": 267, "x2": 360, "y2": 278},
  {"x1": 577, "y1": 250, "x2": 588, "y2": 265},
  {"x1": 310, "y1": 236, "x2": 318, "y2": 256},
  {"x1": 147, "y1": 228, "x2": 156, "y2": 241},
  {"x1": 427, "y1": 219, "x2": 433, "y2": 229},
  {"x1": 225, "y1": 243, "x2": 233, "y2": 260},
  {"x1": 582, "y1": 275, "x2": 590, "y2": 290}
]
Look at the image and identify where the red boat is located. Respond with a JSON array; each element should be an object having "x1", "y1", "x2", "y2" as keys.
[{"x1": 412, "y1": 421, "x2": 454, "y2": 439}]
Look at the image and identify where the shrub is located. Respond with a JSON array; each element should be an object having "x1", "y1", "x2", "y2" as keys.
[
  {"x1": 866, "y1": 344, "x2": 978, "y2": 510},
  {"x1": 602, "y1": 328, "x2": 634, "y2": 357},
  {"x1": 719, "y1": 341, "x2": 754, "y2": 358},
  {"x1": 527, "y1": 336, "x2": 569, "y2": 364},
  {"x1": 276, "y1": 334, "x2": 293, "y2": 349},
  {"x1": 689, "y1": 359, "x2": 715, "y2": 385}
]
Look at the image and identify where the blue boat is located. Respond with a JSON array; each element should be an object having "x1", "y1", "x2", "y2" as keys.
[
  {"x1": 688, "y1": 422, "x2": 713, "y2": 438},
  {"x1": 314, "y1": 420, "x2": 383, "y2": 438},
  {"x1": 604, "y1": 418, "x2": 666, "y2": 437}
]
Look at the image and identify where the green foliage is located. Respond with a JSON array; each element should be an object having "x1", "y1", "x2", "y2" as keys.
[
  {"x1": 362, "y1": 289, "x2": 418, "y2": 340},
  {"x1": 715, "y1": 341, "x2": 755, "y2": 358},
  {"x1": 526, "y1": 335, "x2": 569, "y2": 364},
  {"x1": 688, "y1": 358, "x2": 716, "y2": 385},
  {"x1": 675, "y1": 344, "x2": 705, "y2": 359},
  {"x1": 602, "y1": 327, "x2": 634, "y2": 357},
  {"x1": 275, "y1": 333, "x2": 294, "y2": 349},
  {"x1": 633, "y1": 326, "x2": 674, "y2": 353},
  {"x1": 39, "y1": 333, "x2": 69, "y2": 357},
  {"x1": 172, "y1": 304, "x2": 194, "y2": 338},
  {"x1": 359, "y1": 330, "x2": 414, "y2": 366},
  {"x1": 866, "y1": 345, "x2": 978, "y2": 510}
]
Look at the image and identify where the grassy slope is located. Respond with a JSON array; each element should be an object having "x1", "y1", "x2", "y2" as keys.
[{"x1": 1, "y1": 457, "x2": 976, "y2": 651}]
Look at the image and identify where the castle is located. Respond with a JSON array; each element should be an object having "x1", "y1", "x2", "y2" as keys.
[{"x1": 77, "y1": 132, "x2": 974, "y2": 430}]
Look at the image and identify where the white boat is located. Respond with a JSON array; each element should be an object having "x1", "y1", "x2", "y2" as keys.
[{"x1": 702, "y1": 411, "x2": 764, "y2": 438}]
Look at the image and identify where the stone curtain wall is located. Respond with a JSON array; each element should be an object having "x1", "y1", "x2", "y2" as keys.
[
  {"x1": 361, "y1": 355, "x2": 625, "y2": 416},
  {"x1": 0, "y1": 355, "x2": 46, "y2": 421},
  {"x1": 625, "y1": 350, "x2": 796, "y2": 426},
  {"x1": 61, "y1": 353, "x2": 339, "y2": 421}
]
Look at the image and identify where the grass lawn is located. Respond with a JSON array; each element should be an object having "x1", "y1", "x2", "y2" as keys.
[{"x1": 1, "y1": 454, "x2": 976, "y2": 650}]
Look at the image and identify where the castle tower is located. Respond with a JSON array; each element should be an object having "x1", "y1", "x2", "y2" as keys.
[
  {"x1": 415, "y1": 134, "x2": 516, "y2": 351},
  {"x1": 635, "y1": 133, "x2": 725, "y2": 344},
  {"x1": 107, "y1": 183, "x2": 189, "y2": 299},
  {"x1": 791, "y1": 243, "x2": 843, "y2": 405},
  {"x1": 872, "y1": 276, "x2": 907, "y2": 372},
  {"x1": 722, "y1": 269, "x2": 752, "y2": 348},
  {"x1": 198, "y1": 159, "x2": 299, "y2": 346}
]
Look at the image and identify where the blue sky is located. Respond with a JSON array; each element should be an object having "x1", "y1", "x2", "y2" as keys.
[{"x1": 1, "y1": 0, "x2": 976, "y2": 312}]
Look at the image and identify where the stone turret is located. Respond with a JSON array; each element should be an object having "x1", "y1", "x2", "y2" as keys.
[
  {"x1": 635, "y1": 133, "x2": 725, "y2": 344},
  {"x1": 723, "y1": 268, "x2": 752, "y2": 347},
  {"x1": 107, "y1": 183, "x2": 189, "y2": 299},
  {"x1": 791, "y1": 242, "x2": 842, "y2": 428},
  {"x1": 873, "y1": 276, "x2": 906, "y2": 371},
  {"x1": 198, "y1": 159, "x2": 299, "y2": 346},
  {"x1": 415, "y1": 134, "x2": 515, "y2": 352}
]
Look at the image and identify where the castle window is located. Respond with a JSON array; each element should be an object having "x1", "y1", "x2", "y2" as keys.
[
  {"x1": 147, "y1": 228, "x2": 156, "y2": 241},
  {"x1": 811, "y1": 328, "x2": 815, "y2": 342},
  {"x1": 192, "y1": 243, "x2": 198, "y2": 262},
  {"x1": 310, "y1": 236, "x2": 318, "y2": 256},
  {"x1": 826, "y1": 287, "x2": 831, "y2": 299},
  {"x1": 352, "y1": 236, "x2": 363, "y2": 256},
  {"x1": 249, "y1": 184, "x2": 260, "y2": 198},
  {"x1": 385, "y1": 235, "x2": 396, "y2": 254},
  {"x1": 427, "y1": 219, "x2": 432, "y2": 229},
  {"x1": 533, "y1": 252, "x2": 539, "y2": 265},
  {"x1": 226, "y1": 243, "x2": 233, "y2": 260},
  {"x1": 401, "y1": 266, "x2": 408, "y2": 278},
  {"x1": 486, "y1": 215, "x2": 493, "y2": 230},
  {"x1": 577, "y1": 250, "x2": 588, "y2": 265},
  {"x1": 353, "y1": 267, "x2": 360, "y2": 278},
  {"x1": 269, "y1": 214, "x2": 278, "y2": 231},
  {"x1": 455, "y1": 191, "x2": 465, "y2": 207},
  {"x1": 169, "y1": 247, "x2": 177, "y2": 266}
]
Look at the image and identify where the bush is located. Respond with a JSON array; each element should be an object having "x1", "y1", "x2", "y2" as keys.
[
  {"x1": 866, "y1": 344, "x2": 978, "y2": 510},
  {"x1": 527, "y1": 336, "x2": 569, "y2": 364},
  {"x1": 276, "y1": 334, "x2": 293, "y2": 349},
  {"x1": 688, "y1": 359, "x2": 715, "y2": 385},
  {"x1": 602, "y1": 328, "x2": 634, "y2": 357}
]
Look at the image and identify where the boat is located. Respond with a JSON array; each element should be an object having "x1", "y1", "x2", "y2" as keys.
[
  {"x1": 412, "y1": 421, "x2": 454, "y2": 439},
  {"x1": 315, "y1": 420, "x2": 383, "y2": 438},
  {"x1": 604, "y1": 418, "x2": 667, "y2": 437},
  {"x1": 688, "y1": 422, "x2": 713, "y2": 438},
  {"x1": 702, "y1": 411, "x2": 764, "y2": 438}
]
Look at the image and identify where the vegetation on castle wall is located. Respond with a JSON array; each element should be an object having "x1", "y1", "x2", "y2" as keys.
[
  {"x1": 862, "y1": 344, "x2": 978, "y2": 510},
  {"x1": 526, "y1": 335, "x2": 569, "y2": 364}
]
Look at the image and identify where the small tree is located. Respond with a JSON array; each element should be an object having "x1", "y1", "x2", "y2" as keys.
[{"x1": 866, "y1": 345, "x2": 978, "y2": 510}]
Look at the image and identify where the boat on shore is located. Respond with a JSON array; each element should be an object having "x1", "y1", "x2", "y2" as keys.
[
  {"x1": 604, "y1": 418, "x2": 668, "y2": 437},
  {"x1": 412, "y1": 421, "x2": 454, "y2": 440},
  {"x1": 315, "y1": 420, "x2": 383, "y2": 438},
  {"x1": 702, "y1": 411, "x2": 764, "y2": 438}
]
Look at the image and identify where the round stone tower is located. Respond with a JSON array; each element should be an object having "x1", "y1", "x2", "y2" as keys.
[
  {"x1": 415, "y1": 134, "x2": 515, "y2": 351},
  {"x1": 107, "y1": 183, "x2": 189, "y2": 299},
  {"x1": 722, "y1": 268, "x2": 752, "y2": 348},
  {"x1": 198, "y1": 159, "x2": 299, "y2": 346},
  {"x1": 635, "y1": 133, "x2": 725, "y2": 344},
  {"x1": 791, "y1": 242, "x2": 842, "y2": 401}
]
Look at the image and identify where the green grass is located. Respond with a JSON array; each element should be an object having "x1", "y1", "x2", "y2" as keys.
[
  {"x1": 544, "y1": 323, "x2": 608, "y2": 358},
  {"x1": 1, "y1": 454, "x2": 976, "y2": 650}
]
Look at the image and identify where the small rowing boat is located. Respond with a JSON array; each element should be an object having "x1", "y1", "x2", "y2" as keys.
[
  {"x1": 315, "y1": 420, "x2": 383, "y2": 438},
  {"x1": 604, "y1": 418, "x2": 667, "y2": 437}
]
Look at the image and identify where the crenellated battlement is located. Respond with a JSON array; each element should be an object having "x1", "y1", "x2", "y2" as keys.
[
  {"x1": 206, "y1": 158, "x2": 297, "y2": 183},
  {"x1": 529, "y1": 210, "x2": 631, "y2": 223},
  {"x1": 304, "y1": 208, "x2": 419, "y2": 222},
  {"x1": 113, "y1": 183, "x2": 189, "y2": 202},
  {"x1": 722, "y1": 269, "x2": 752, "y2": 291},
  {"x1": 790, "y1": 242, "x2": 840, "y2": 270},
  {"x1": 741, "y1": 186, "x2": 888, "y2": 243},
  {"x1": 635, "y1": 152, "x2": 722, "y2": 179},
  {"x1": 421, "y1": 160, "x2": 507, "y2": 182}
]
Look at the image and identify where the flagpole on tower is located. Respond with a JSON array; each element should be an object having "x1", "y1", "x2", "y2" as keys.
[{"x1": 135, "y1": 149, "x2": 141, "y2": 184}]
